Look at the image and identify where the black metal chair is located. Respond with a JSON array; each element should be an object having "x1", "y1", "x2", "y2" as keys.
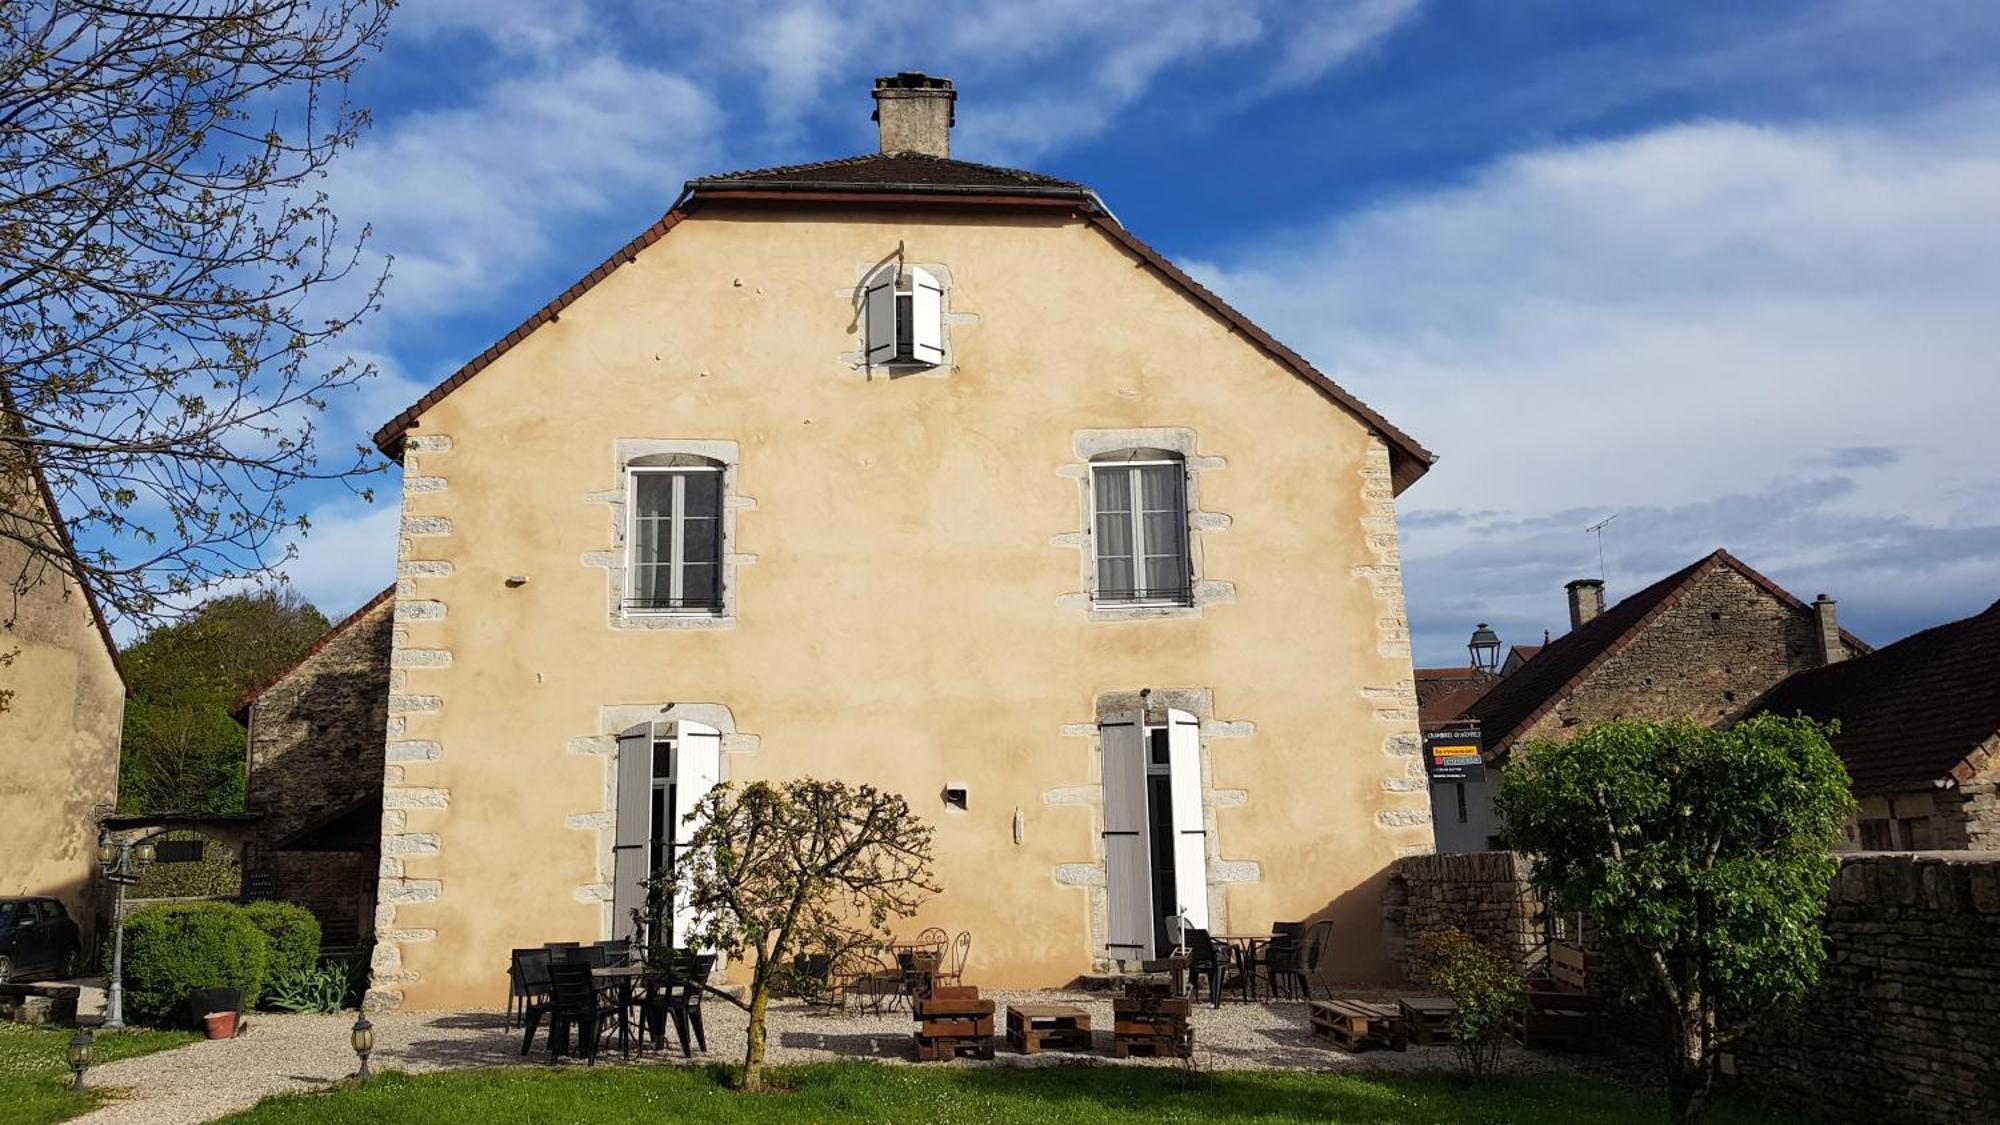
[
  {"x1": 544, "y1": 961, "x2": 619, "y2": 1064},
  {"x1": 544, "y1": 941, "x2": 582, "y2": 963},
  {"x1": 1254, "y1": 921, "x2": 1306, "y2": 999},
  {"x1": 1184, "y1": 928, "x2": 1234, "y2": 1008},
  {"x1": 595, "y1": 938, "x2": 631, "y2": 966},
  {"x1": 1287, "y1": 919, "x2": 1334, "y2": 1000},
  {"x1": 515, "y1": 948, "x2": 556, "y2": 1054},
  {"x1": 641, "y1": 951, "x2": 715, "y2": 1057}
]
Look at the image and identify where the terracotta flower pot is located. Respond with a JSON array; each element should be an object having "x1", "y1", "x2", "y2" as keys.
[{"x1": 203, "y1": 1010, "x2": 239, "y2": 1039}]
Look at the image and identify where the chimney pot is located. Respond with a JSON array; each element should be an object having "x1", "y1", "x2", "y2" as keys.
[
  {"x1": 872, "y1": 72, "x2": 956, "y2": 158},
  {"x1": 1813, "y1": 594, "x2": 1845, "y2": 666},
  {"x1": 1565, "y1": 578, "x2": 1606, "y2": 630}
]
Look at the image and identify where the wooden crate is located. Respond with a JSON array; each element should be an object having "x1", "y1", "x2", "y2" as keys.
[
  {"x1": 1006, "y1": 1004, "x2": 1092, "y2": 1055},
  {"x1": 1398, "y1": 996, "x2": 1458, "y2": 1046},
  {"x1": 1309, "y1": 1000, "x2": 1407, "y2": 1052},
  {"x1": 1111, "y1": 978, "x2": 1192, "y2": 1059}
]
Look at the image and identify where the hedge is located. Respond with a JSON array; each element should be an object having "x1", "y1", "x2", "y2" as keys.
[
  {"x1": 119, "y1": 902, "x2": 270, "y2": 1026},
  {"x1": 242, "y1": 901, "x2": 322, "y2": 984}
]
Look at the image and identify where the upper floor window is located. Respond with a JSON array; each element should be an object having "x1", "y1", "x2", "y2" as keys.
[
  {"x1": 1090, "y1": 450, "x2": 1191, "y2": 606},
  {"x1": 864, "y1": 264, "x2": 944, "y2": 366},
  {"x1": 627, "y1": 462, "x2": 724, "y2": 615}
]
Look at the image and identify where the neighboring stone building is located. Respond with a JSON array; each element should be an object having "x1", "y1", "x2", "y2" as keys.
[
  {"x1": 360, "y1": 73, "x2": 1438, "y2": 1010},
  {"x1": 1434, "y1": 550, "x2": 1867, "y2": 853},
  {"x1": 1754, "y1": 598, "x2": 2000, "y2": 851},
  {"x1": 0, "y1": 447, "x2": 126, "y2": 950},
  {"x1": 231, "y1": 586, "x2": 394, "y2": 952}
]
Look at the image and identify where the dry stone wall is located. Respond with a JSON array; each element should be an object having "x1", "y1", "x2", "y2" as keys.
[
  {"x1": 1733, "y1": 852, "x2": 2000, "y2": 1123},
  {"x1": 1382, "y1": 850, "x2": 1545, "y2": 974}
]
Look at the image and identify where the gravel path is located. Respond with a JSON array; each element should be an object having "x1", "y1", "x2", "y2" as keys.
[{"x1": 75, "y1": 990, "x2": 1618, "y2": 1125}]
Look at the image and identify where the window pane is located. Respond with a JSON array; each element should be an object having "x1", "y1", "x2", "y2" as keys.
[
  {"x1": 633, "y1": 473, "x2": 673, "y2": 519},
  {"x1": 1143, "y1": 552, "x2": 1185, "y2": 597},
  {"x1": 1093, "y1": 466, "x2": 1133, "y2": 514},
  {"x1": 652, "y1": 742, "x2": 674, "y2": 780},
  {"x1": 631, "y1": 562, "x2": 668, "y2": 605},
  {"x1": 1097, "y1": 554, "x2": 1135, "y2": 597},
  {"x1": 682, "y1": 471, "x2": 722, "y2": 519},
  {"x1": 1137, "y1": 463, "x2": 1184, "y2": 514},
  {"x1": 681, "y1": 515, "x2": 721, "y2": 567},
  {"x1": 680, "y1": 562, "x2": 719, "y2": 606}
]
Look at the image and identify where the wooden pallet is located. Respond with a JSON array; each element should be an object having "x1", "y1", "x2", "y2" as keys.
[
  {"x1": 1110, "y1": 1032, "x2": 1193, "y2": 1059},
  {"x1": 1112, "y1": 995, "x2": 1192, "y2": 1016},
  {"x1": 1309, "y1": 1000, "x2": 1407, "y2": 1052},
  {"x1": 1398, "y1": 996, "x2": 1458, "y2": 1046},
  {"x1": 1511, "y1": 987, "x2": 1605, "y2": 1051},
  {"x1": 1006, "y1": 1004, "x2": 1092, "y2": 1055},
  {"x1": 911, "y1": 985, "x2": 996, "y2": 1062}
]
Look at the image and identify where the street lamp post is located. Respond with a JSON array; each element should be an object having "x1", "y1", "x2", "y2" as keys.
[
  {"x1": 96, "y1": 832, "x2": 154, "y2": 1030},
  {"x1": 1467, "y1": 623, "x2": 1502, "y2": 675}
]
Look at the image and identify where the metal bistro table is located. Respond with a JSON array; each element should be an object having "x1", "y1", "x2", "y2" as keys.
[
  {"x1": 591, "y1": 964, "x2": 646, "y2": 1056},
  {"x1": 1212, "y1": 933, "x2": 1275, "y2": 1001}
]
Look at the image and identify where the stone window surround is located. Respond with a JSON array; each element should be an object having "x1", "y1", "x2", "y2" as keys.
[
  {"x1": 1046, "y1": 687, "x2": 1258, "y2": 971},
  {"x1": 1054, "y1": 428, "x2": 1234, "y2": 622},
  {"x1": 840, "y1": 259, "x2": 977, "y2": 378},
  {"x1": 563, "y1": 701, "x2": 761, "y2": 939},
  {"x1": 584, "y1": 439, "x2": 757, "y2": 630}
]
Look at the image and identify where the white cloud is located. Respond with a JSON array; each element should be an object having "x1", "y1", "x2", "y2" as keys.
[
  {"x1": 279, "y1": 497, "x2": 401, "y2": 620},
  {"x1": 330, "y1": 54, "x2": 719, "y2": 319},
  {"x1": 1262, "y1": 0, "x2": 1419, "y2": 92},
  {"x1": 1190, "y1": 95, "x2": 2000, "y2": 659}
]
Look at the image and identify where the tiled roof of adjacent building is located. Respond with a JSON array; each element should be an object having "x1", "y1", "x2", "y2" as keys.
[
  {"x1": 1415, "y1": 666, "x2": 1499, "y2": 725},
  {"x1": 689, "y1": 152, "x2": 1089, "y2": 194},
  {"x1": 1462, "y1": 549, "x2": 1869, "y2": 757},
  {"x1": 1754, "y1": 598, "x2": 2000, "y2": 794}
]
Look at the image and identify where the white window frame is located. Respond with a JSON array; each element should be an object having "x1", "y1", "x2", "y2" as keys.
[
  {"x1": 624, "y1": 464, "x2": 725, "y2": 616},
  {"x1": 1089, "y1": 458, "x2": 1192, "y2": 607}
]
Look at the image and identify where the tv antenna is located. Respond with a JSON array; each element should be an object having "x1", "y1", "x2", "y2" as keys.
[{"x1": 1584, "y1": 514, "x2": 1618, "y2": 581}]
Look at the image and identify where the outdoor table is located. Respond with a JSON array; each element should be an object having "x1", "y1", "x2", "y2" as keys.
[
  {"x1": 592, "y1": 964, "x2": 645, "y2": 1056},
  {"x1": 1213, "y1": 933, "x2": 1275, "y2": 1001}
]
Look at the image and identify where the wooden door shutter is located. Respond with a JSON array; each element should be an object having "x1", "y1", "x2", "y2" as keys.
[
  {"x1": 864, "y1": 270, "x2": 897, "y2": 364},
  {"x1": 610, "y1": 723, "x2": 654, "y2": 943},
  {"x1": 1165, "y1": 710, "x2": 1209, "y2": 931},
  {"x1": 671, "y1": 721, "x2": 723, "y2": 947},
  {"x1": 907, "y1": 266, "x2": 945, "y2": 365},
  {"x1": 1100, "y1": 713, "x2": 1152, "y2": 962}
]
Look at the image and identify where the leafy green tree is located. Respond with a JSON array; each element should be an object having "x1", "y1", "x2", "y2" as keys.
[
  {"x1": 1411, "y1": 929, "x2": 1526, "y2": 1080},
  {"x1": 653, "y1": 779, "x2": 938, "y2": 1092},
  {"x1": 118, "y1": 586, "x2": 329, "y2": 812},
  {"x1": 1496, "y1": 715, "x2": 1853, "y2": 1124}
]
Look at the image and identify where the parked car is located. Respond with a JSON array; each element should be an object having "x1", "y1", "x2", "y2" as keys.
[{"x1": 0, "y1": 896, "x2": 83, "y2": 982}]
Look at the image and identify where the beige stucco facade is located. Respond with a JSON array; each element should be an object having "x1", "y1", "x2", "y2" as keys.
[
  {"x1": 368, "y1": 202, "x2": 1432, "y2": 1010},
  {"x1": 0, "y1": 460, "x2": 124, "y2": 946}
]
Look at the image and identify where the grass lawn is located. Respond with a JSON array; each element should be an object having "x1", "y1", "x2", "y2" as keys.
[
  {"x1": 218, "y1": 1060, "x2": 1801, "y2": 1124},
  {"x1": 0, "y1": 1022, "x2": 198, "y2": 1124}
]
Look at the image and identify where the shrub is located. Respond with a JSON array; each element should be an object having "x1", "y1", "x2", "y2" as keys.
[
  {"x1": 265, "y1": 961, "x2": 354, "y2": 1013},
  {"x1": 1412, "y1": 929, "x2": 1527, "y2": 1081},
  {"x1": 119, "y1": 903, "x2": 270, "y2": 1026},
  {"x1": 241, "y1": 901, "x2": 321, "y2": 985}
]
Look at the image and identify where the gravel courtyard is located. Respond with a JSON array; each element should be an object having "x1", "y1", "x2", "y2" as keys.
[{"x1": 74, "y1": 991, "x2": 1620, "y2": 1125}]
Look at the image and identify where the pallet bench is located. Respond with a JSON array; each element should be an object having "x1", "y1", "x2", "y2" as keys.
[
  {"x1": 1309, "y1": 1000, "x2": 1407, "y2": 1052},
  {"x1": 912, "y1": 985, "x2": 996, "y2": 1061},
  {"x1": 1398, "y1": 996, "x2": 1457, "y2": 1046},
  {"x1": 1006, "y1": 1003, "x2": 1092, "y2": 1055},
  {"x1": 1511, "y1": 942, "x2": 1605, "y2": 1051},
  {"x1": 1112, "y1": 986, "x2": 1192, "y2": 1059}
]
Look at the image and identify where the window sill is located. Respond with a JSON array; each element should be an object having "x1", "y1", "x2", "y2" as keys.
[{"x1": 611, "y1": 610, "x2": 735, "y2": 631}]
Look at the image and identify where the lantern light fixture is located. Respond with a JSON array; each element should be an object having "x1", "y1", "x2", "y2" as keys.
[
  {"x1": 66, "y1": 1029, "x2": 94, "y2": 1092},
  {"x1": 351, "y1": 1013, "x2": 375, "y2": 1081},
  {"x1": 1468, "y1": 623, "x2": 1502, "y2": 674}
]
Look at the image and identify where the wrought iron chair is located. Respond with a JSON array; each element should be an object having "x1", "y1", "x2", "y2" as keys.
[{"x1": 931, "y1": 931, "x2": 971, "y2": 989}]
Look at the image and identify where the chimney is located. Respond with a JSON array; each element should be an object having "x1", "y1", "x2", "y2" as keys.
[
  {"x1": 1566, "y1": 578, "x2": 1606, "y2": 631},
  {"x1": 872, "y1": 72, "x2": 955, "y2": 158},
  {"x1": 1813, "y1": 594, "x2": 1846, "y2": 666}
]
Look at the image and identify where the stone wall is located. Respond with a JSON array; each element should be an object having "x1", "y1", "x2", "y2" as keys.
[
  {"x1": 1933, "y1": 735, "x2": 2000, "y2": 851},
  {"x1": 1734, "y1": 852, "x2": 2000, "y2": 1124},
  {"x1": 243, "y1": 589, "x2": 394, "y2": 943},
  {"x1": 1382, "y1": 850, "x2": 1544, "y2": 974},
  {"x1": 1514, "y1": 564, "x2": 1851, "y2": 747}
]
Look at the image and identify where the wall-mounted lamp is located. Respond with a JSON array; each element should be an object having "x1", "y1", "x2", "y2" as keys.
[{"x1": 942, "y1": 783, "x2": 968, "y2": 812}]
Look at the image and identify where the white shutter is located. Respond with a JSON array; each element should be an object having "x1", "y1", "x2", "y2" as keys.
[
  {"x1": 610, "y1": 723, "x2": 655, "y2": 943},
  {"x1": 671, "y1": 721, "x2": 723, "y2": 947},
  {"x1": 1100, "y1": 713, "x2": 1152, "y2": 962},
  {"x1": 864, "y1": 270, "x2": 896, "y2": 364},
  {"x1": 907, "y1": 266, "x2": 945, "y2": 365},
  {"x1": 1166, "y1": 710, "x2": 1209, "y2": 931}
]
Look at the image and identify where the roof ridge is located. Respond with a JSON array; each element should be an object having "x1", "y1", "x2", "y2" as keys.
[{"x1": 229, "y1": 583, "x2": 396, "y2": 720}]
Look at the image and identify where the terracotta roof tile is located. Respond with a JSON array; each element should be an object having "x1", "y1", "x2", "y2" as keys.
[{"x1": 692, "y1": 152, "x2": 1086, "y2": 192}]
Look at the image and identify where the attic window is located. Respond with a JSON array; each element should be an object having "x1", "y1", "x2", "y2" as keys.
[{"x1": 865, "y1": 264, "x2": 944, "y2": 366}]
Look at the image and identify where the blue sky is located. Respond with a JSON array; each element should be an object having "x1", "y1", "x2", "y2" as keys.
[{"x1": 275, "y1": 0, "x2": 2000, "y2": 665}]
